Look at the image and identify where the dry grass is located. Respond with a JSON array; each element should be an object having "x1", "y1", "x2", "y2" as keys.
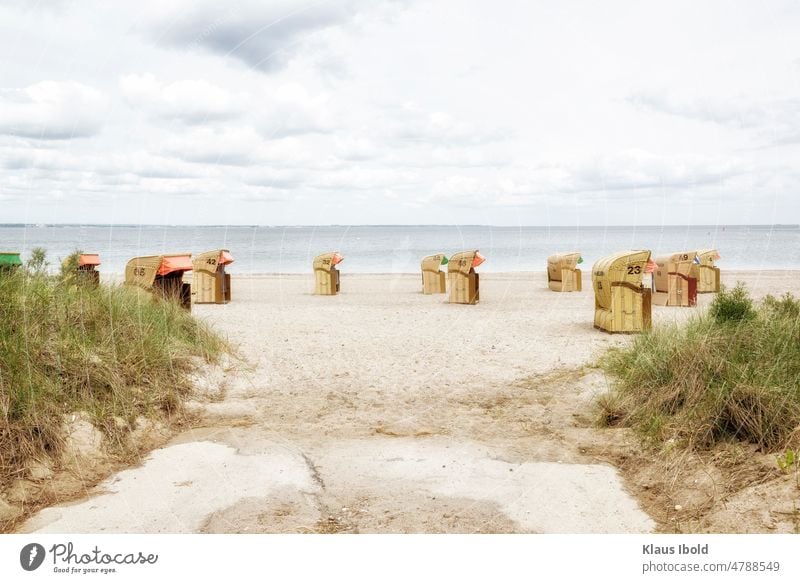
[
  {"x1": 599, "y1": 284, "x2": 800, "y2": 452},
  {"x1": 0, "y1": 251, "x2": 226, "y2": 493}
]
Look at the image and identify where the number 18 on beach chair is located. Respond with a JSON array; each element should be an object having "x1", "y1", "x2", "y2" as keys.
[{"x1": 592, "y1": 250, "x2": 653, "y2": 333}]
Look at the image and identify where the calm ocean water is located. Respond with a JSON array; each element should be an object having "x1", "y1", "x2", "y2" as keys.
[{"x1": 0, "y1": 224, "x2": 798, "y2": 274}]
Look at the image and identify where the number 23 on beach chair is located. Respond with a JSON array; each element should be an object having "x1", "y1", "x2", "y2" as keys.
[{"x1": 592, "y1": 250, "x2": 653, "y2": 333}]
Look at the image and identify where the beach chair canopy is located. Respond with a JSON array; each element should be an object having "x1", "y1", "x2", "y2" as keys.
[
  {"x1": 157, "y1": 255, "x2": 192, "y2": 275},
  {"x1": 421, "y1": 253, "x2": 448, "y2": 272},
  {"x1": 78, "y1": 253, "x2": 101, "y2": 267},
  {"x1": 592, "y1": 250, "x2": 651, "y2": 310},
  {"x1": 125, "y1": 254, "x2": 193, "y2": 289},
  {"x1": 0, "y1": 252, "x2": 22, "y2": 267},
  {"x1": 448, "y1": 250, "x2": 485, "y2": 275},
  {"x1": 547, "y1": 252, "x2": 582, "y2": 280},
  {"x1": 192, "y1": 249, "x2": 234, "y2": 273},
  {"x1": 313, "y1": 252, "x2": 344, "y2": 272},
  {"x1": 696, "y1": 248, "x2": 721, "y2": 266},
  {"x1": 654, "y1": 251, "x2": 696, "y2": 277},
  {"x1": 655, "y1": 251, "x2": 696, "y2": 264}
]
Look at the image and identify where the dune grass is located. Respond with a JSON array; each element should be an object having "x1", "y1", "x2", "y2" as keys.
[
  {"x1": 0, "y1": 252, "x2": 226, "y2": 488},
  {"x1": 599, "y1": 284, "x2": 800, "y2": 452}
]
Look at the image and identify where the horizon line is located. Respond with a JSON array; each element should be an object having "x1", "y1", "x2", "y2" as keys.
[{"x1": 1, "y1": 223, "x2": 797, "y2": 229}]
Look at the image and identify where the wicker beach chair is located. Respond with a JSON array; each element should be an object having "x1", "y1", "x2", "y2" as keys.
[
  {"x1": 592, "y1": 250, "x2": 652, "y2": 333},
  {"x1": 447, "y1": 250, "x2": 485, "y2": 305},
  {"x1": 125, "y1": 254, "x2": 193, "y2": 310},
  {"x1": 421, "y1": 253, "x2": 447, "y2": 294},
  {"x1": 192, "y1": 249, "x2": 233, "y2": 304},
  {"x1": 547, "y1": 252, "x2": 583, "y2": 292},
  {"x1": 653, "y1": 252, "x2": 697, "y2": 307},
  {"x1": 695, "y1": 249, "x2": 721, "y2": 293},
  {"x1": 313, "y1": 252, "x2": 344, "y2": 295}
]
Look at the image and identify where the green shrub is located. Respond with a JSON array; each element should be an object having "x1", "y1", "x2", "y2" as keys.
[
  {"x1": 709, "y1": 282, "x2": 755, "y2": 324},
  {"x1": 59, "y1": 249, "x2": 83, "y2": 279},
  {"x1": 600, "y1": 285, "x2": 800, "y2": 451},
  {"x1": 25, "y1": 247, "x2": 49, "y2": 275}
]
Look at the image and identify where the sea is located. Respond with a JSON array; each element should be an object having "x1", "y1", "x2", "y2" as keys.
[{"x1": 0, "y1": 224, "x2": 798, "y2": 274}]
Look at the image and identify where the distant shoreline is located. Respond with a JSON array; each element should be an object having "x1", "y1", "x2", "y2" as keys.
[{"x1": 2, "y1": 223, "x2": 798, "y2": 229}]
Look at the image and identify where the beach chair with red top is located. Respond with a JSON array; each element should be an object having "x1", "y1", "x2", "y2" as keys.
[
  {"x1": 192, "y1": 249, "x2": 234, "y2": 304},
  {"x1": 313, "y1": 252, "x2": 344, "y2": 295},
  {"x1": 447, "y1": 250, "x2": 485, "y2": 304},
  {"x1": 75, "y1": 253, "x2": 101, "y2": 286},
  {"x1": 125, "y1": 254, "x2": 193, "y2": 310}
]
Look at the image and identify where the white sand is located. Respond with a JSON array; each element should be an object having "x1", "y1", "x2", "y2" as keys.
[{"x1": 19, "y1": 270, "x2": 800, "y2": 534}]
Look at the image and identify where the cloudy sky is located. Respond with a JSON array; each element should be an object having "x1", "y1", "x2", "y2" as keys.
[{"x1": 1, "y1": 0, "x2": 798, "y2": 226}]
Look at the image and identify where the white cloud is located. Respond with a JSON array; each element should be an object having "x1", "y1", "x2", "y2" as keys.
[
  {"x1": 241, "y1": 166, "x2": 305, "y2": 189},
  {"x1": 256, "y1": 83, "x2": 335, "y2": 137},
  {"x1": 386, "y1": 103, "x2": 507, "y2": 146},
  {"x1": 0, "y1": 144, "x2": 205, "y2": 180},
  {"x1": 119, "y1": 74, "x2": 247, "y2": 123},
  {"x1": 426, "y1": 150, "x2": 748, "y2": 208},
  {"x1": 630, "y1": 91, "x2": 765, "y2": 128},
  {"x1": 118, "y1": 74, "x2": 336, "y2": 136},
  {"x1": 160, "y1": 126, "x2": 263, "y2": 166},
  {"x1": 0, "y1": 81, "x2": 107, "y2": 139},
  {"x1": 565, "y1": 150, "x2": 744, "y2": 196},
  {"x1": 333, "y1": 135, "x2": 377, "y2": 161},
  {"x1": 309, "y1": 166, "x2": 418, "y2": 191},
  {"x1": 630, "y1": 90, "x2": 800, "y2": 145}
]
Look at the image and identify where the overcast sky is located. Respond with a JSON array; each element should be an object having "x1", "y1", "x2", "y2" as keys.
[{"x1": 1, "y1": 0, "x2": 798, "y2": 226}]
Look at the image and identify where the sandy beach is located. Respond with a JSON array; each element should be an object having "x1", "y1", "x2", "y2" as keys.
[{"x1": 17, "y1": 270, "x2": 800, "y2": 534}]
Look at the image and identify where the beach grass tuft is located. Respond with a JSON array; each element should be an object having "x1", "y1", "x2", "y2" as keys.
[
  {"x1": 599, "y1": 283, "x2": 800, "y2": 451},
  {"x1": 0, "y1": 250, "x2": 226, "y2": 488}
]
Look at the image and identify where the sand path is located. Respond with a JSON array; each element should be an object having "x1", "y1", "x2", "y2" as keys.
[{"x1": 19, "y1": 271, "x2": 792, "y2": 533}]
